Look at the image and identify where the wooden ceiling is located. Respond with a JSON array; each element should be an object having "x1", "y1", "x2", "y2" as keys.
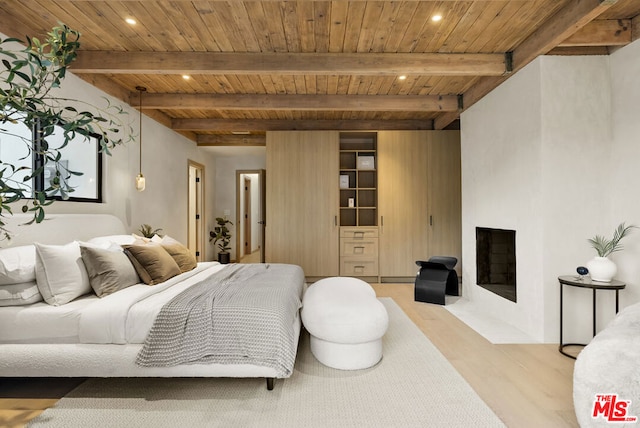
[{"x1": 0, "y1": 0, "x2": 638, "y2": 146}]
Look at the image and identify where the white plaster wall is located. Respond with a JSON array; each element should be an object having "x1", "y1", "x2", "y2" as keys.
[
  {"x1": 213, "y1": 153, "x2": 266, "y2": 261},
  {"x1": 1, "y1": 32, "x2": 218, "y2": 260},
  {"x1": 461, "y1": 60, "x2": 546, "y2": 341},
  {"x1": 539, "y1": 55, "x2": 613, "y2": 342},
  {"x1": 45, "y1": 72, "x2": 219, "y2": 260},
  {"x1": 461, "y1": 41, "x2": 640, "y2": 343},
  {"x1": 609, "y1": 39, "x2": 640, "y2": 306}
]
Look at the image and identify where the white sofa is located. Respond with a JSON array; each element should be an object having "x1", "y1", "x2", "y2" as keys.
[{"x1": 573, "y1": 301, "x2": 640, "y2": 427}]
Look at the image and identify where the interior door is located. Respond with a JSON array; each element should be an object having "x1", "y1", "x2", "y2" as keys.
[
  {"x1": 236, "y1": 170, "x2": 265, "y2": 263},
  {"x1": 187, "y1": 160, "x2": 205, "y2": 261},
  {"x1": 259, "y1": 169, "x2": 266, "y2": 263}
]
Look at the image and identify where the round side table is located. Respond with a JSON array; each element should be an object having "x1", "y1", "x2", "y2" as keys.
[{"x1": 558, "y1": 275, "x2": 625, "y2": 359}]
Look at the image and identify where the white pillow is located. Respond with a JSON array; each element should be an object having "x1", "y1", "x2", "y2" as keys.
[
  {"x1": 0, "y1": 245, "x2": 36, "y2": 285},
  {"x1": 35, "y1": 241, "x2": 91, "y2": 306},
  {"x1": 87, "y1": 234, "x2": 137, "y2": 246},
  {"x1": 131, "y1": 233, "x2": 163, "y2": 244},
  {"x1": 0, "y1": 281, "x2": 43, "y2": 306}
]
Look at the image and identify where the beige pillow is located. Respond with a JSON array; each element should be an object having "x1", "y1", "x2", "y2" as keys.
[
  {"x1": 122, "y1": 244, "x2": 181, "y2": 285},
  {"x1": 160, "y1": 236, "x2": 197, "y2": 273},
  {"x1": 80, "y1": 246, "x2": 140, "y2": 297}
]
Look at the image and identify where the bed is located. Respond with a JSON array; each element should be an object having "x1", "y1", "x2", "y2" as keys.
[{"x1": 0, "y1": 214, "x2": 305, "y2": 390}]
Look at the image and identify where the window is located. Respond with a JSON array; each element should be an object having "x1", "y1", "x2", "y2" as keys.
[{"x1": 0, "y1": 113, "x2": 103, "y2": 202}]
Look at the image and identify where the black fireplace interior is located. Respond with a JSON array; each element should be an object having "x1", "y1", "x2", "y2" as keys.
[{"x1": 476, "y1": 227, "x2": 516, "y2": 302}]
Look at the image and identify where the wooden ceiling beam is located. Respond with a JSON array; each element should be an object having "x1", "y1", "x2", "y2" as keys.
[
  {"x1": 559, "y1": 19, "x2": 631, "y2": 47},
  {"x1": 131, "y1": 93, "x2": 460, "y2": 112},
  {"x1": 71, "y1": 52, "x2": 508, "y2": 76},
  {"x1": 512, "y1": 0, "x2": 619, "y2": 71},
  {"x1": 197, "y1": 134, "x2": 266, "y2": 147},
  {"x1": 173, "y1": 119, "x2": 434, "y2": 132},
  {"x1": 435, "y1": 0, "x2": 619, "y2": 130},
  {"x1": 61, "y1": 0, "x2": 522, "y2": 2}
]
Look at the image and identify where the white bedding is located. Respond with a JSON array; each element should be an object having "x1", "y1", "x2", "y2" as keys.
[
  {"x1": 0, "y1": 294, "x2": 95, "y2": 343},
  {"x1": 0, "y1": 262, "x2": 222, "y2": 344},
  {"x1": 81, "y1": 262, "x2": 221, "y2": 344},
  {"x1": 0, "y1": 214, "x2": 305, "y2": 383}
]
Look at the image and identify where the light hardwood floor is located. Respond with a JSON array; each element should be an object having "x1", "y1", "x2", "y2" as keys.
[
  {"x1": 373, "y1": 283, "x2": 578, "y2": 428},
  {"x1": 0, "y1": 283, "x2": 577, "y2": 428}
]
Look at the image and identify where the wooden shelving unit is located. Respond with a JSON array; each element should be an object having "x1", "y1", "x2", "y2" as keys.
[{"x1": 339, "y1": 132, "x2": 377, "y2": 227}]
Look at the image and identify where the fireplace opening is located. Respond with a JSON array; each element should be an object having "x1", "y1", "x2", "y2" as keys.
[{"x1": 476, "y1": 227, "x2": 516, "y2": 302}]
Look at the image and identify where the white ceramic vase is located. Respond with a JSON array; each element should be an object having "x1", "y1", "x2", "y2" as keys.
[{"x1": 586, "y1": 256, "x2": 617, "y2": 282}]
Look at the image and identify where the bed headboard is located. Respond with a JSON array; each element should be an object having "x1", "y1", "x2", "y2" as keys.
[{"x1": 0, "y1": 213, "x2": 127, "y2": 247}]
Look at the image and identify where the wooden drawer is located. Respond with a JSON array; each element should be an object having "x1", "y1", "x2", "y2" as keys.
[
  {"x1": 340, "y1": 239, "x2": 378, "y2": 257},
  {"x1": 340, "y1": 227, "x2": 379, "y2": 239},
  {"x1": 340, "y1": 257, "x2": 379, "y2": 276}
]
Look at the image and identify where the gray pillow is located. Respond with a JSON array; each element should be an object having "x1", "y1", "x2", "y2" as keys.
[{"x1": 80, "y1": 246, "x2": 140, "y2": 297}]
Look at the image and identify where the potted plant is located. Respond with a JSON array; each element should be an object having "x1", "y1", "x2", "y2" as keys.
[
  {"x1": 586, "y1": 222, "x2": 636, "y2": 282},
  {"x1": 138, "y1": 224, "x2": 163, "y2": 239},
  {"x1": 210, "y1": 217, "x2": 233, "y2": 264}
]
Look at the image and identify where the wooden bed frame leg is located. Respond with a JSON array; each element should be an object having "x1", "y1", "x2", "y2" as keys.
[{"x1": 266, "y1": 377, "x2": 274, "y2": 390}]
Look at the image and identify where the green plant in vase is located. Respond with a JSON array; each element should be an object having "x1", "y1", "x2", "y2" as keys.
[
  {"x1": 210, "y1": 217, "x2": 233, "y2": 264},
  {"x1": 586, "y1": 222, "x2": 636, "y2": 282}
]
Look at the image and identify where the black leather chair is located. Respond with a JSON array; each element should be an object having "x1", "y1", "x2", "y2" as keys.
[{"x1": 414, "y1": 256, "x2": 459, "y2": 305}]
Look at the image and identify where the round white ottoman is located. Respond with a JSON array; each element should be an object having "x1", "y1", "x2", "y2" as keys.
[{"x1": 301, "y1": 277, "x2": 389, "y2": 370}]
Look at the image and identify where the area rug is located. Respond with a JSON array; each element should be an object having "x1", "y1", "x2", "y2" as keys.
[{"x1": 28, "y1": 298, "x2": 505, "y2": 428}]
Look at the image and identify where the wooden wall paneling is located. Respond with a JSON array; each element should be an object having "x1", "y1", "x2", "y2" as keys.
[
  {"x1": 378, "y1": 131, "x2": 430, "y2": 278},
  {"x1": 265, "y1": 131, "x2": 339, "y2": 278},
  {"x1": 427, "y1": 131, "x2": 462, "y2": 276}
]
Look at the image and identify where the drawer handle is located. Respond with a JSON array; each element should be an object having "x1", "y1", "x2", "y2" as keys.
[{"x1": 354, "y1": 232, "x2": 365, "y2": 238}]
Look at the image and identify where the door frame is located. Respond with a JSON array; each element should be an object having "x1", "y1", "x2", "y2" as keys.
[
  {"x1": 243, "y1": 176, "x2": 252, "y2": 255},
  {"x1": 236, "y1": 169, "x2": 266, "y2": 263},
  {"x1": 187, "y1": 160, "x2": 205, "y2": 261}
]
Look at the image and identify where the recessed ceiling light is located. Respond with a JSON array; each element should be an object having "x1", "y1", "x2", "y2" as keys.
[
  {"x1": 432, "y1": 15, "x2": 442, "y2": 22},
  {"x1": 125, "y1": 18, "x2": 137, "y2": 25},
  {"x1": 398, "y1": 75, "x2": 407, "y2": 80},
  {"x1": 182, "y1": 75, "x2": 191, "y2": 80}
]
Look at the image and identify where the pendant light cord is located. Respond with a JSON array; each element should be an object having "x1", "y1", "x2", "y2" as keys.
[{"x1": 136, "y1": 86, "x2": 147, "y2": 174}]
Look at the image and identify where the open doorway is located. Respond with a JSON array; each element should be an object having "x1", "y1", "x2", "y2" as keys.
[
  {"x1": 187, "y1": 160, "x2": 205, "y2": 261},
  {"x1": 236, "y1": 169, "x2": 265, "y2": 263}
]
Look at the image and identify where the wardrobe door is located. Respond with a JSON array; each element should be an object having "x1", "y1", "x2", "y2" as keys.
[
  {"x1": 377, "y1": 131, "x2": 430, "y2": 278},
  {"x1": 427, "y1": 131, "x2": 462, "y2": 274},
  {"x1": 265, "y1": 131, "x2": 339, "y2": 277}
]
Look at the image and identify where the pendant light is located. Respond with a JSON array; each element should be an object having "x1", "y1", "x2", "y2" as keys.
[{"x1": 135, "y1": 86, "x2": 147, "y2": 192}]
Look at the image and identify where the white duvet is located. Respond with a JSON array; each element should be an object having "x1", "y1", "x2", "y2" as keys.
[{"x1": 0, "y1": 262, "x2": 226, "y2": 345}]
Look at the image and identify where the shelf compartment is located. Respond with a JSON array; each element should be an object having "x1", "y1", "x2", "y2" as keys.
[
  {"x1": 340, "y1": 189, "x2": 357, "y2": 208},
  {"x1": 358, "y1": 189, "x2": 377, "y2": 208},
  {"x1": 340, "y1": 152, "x2": 356, "y2": 169},
  {"x1": 358, "y1": 209, "x2": 377, "y2": 226},
  {"x1": 340, "y1": 208, "x2": 357, "y2": 227},
  {"x1": 358, "y1": 170, "x2": 376, "y2": 188},
  {"x1": 339, "y1": 171, "x2": 356, "y2": 188}
]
